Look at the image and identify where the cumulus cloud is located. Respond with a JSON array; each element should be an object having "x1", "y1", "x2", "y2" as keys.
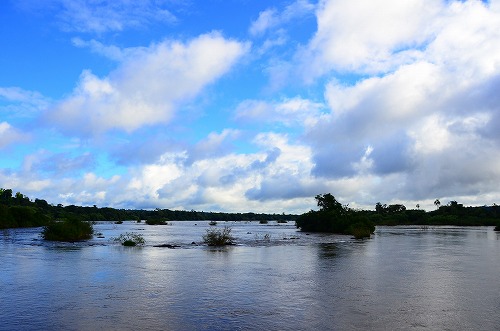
[
  {"x1": 3, "y1": 131, "x2": 321, "y2": 213},
  {"x1": 47, "y1": 32, "x2": 249, "y2": 136},
  {"x1": 299, "y1": 0, "x2": 442, "y2": 78},
  {"x1": 186, "y1": 129, "x2": 241, "y2": 164},
  {"x1": 5, "y1": 0, "x2": 500, "y2": 213},
  {"x1": 300, "y1": 0, "x2": 500, "y2": 207}
]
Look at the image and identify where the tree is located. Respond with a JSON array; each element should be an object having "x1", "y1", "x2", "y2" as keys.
[
  {"x1": 14, "y1": 192, "x2": 30, "y2": 206},
  {"x1": 434, "y1": 199, "x2": 441, "y2": 209},
  {"x1": 35, "y1": 198, "x2": 49, "y2": 209},
  {"x1": 315, "y1": 193, "x2": 345, "y2": 213},
  {"x1": 375, "y1": 202, "x2": 387, "y2": 214},
  {"x1": 387, "y1": 204, "x2": 406, "y2": 213},
  {"x1": 0, "y1": 188, "x2": 13, "y2": 205}
]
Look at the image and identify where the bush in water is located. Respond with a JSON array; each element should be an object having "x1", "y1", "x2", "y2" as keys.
[
  {"x1": 42, "y1": 217, "x2": 93, "y2": 242},
  {"x1": 203, "y1": 226, "x2": 234, "y2": 246},
  {"x1": 112, "y1": 232, "x2": 146, "y2": 246}
]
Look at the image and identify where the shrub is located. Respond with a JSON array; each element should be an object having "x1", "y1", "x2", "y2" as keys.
[
  {"x1": 42, "y1": 217, "x2": 93, "y2": 242},
  {"x1": 112, "y1": 232, "x2": 145, "y2": 246},
  {"x1": 349, "y1": 225, "x2": 373, "y2": 239},
  {"x1": 203, "y1": 226, "x2": 234, "y2": 246},
  {"x1": 494, "y1": 224, "x2": 500, "y2": 231},
  {"x1": 145, "y1": 219, "x2": 168, "y2": 225}
]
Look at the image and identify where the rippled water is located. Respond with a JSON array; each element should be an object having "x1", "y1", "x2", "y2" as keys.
[{"x1": 1, "y1": 222, "x2": 499, "y2": 330}]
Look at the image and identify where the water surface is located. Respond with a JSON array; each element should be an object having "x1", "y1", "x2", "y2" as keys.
[{"x1": 1, "y1": 223, "x2": 499, "y2": 330}]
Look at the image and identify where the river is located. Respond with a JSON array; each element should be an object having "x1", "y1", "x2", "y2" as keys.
[{"x1": 1, "y1": 222, "x2": 499, "y2": 330}]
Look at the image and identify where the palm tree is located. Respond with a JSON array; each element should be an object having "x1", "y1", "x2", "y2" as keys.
[{"x1": 434, "y1": 199, "x2": 441, "y2": 209}]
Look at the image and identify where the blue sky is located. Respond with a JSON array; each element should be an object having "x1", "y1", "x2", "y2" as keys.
[{"x1": 1, "y1": 0, "x2": 500, "y2": 213}]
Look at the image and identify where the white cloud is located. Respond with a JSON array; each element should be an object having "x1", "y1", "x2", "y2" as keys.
[
  {"x1": 250, "y1": 8, "x2": 278, "y2": 36},
  {"x1": 52, "y1": 0, "x2": 177, "y2": 34},
  {"x1": 187, "y1": 129, "x2": 241, "y2": 164},
  {"x1": 48, "y1": 32, "x2": 249, "y2": 136},
  {"x1": 0, "y1": 86, "x2": 50, "y2": 116},
  {"x1": 249, "y1": 0, "x2": 315, "y2": 36},
  {"x1": 71, "y1": 38, "x2": 128, "y2": 61},
  {"x1": 300, "y1": 0, "x2": 500, "y2": 207},
  {"x1": 235, "y1": 96, "x2": 324, "y2": 127},
  {"x1": 0, "y1": 122, "x2": 27, "y2": 149},
  {"x1": 299, "y1": 0, "x2": 442, "y2": 79}
]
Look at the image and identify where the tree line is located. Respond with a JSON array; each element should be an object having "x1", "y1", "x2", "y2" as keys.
[
  {"x1": 295, "y1": 194, "x2": 500, "y2": 238},
  {"x1": 0, "y1": 188, "x2": 296, "y2": 230},
  {"x1": 2, "y1": 188, "x2": 500, "y2": 234}
]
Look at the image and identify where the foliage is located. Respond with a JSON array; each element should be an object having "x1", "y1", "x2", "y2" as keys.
[
  {"x1": 202, "y1": 226, "x2": 235, "y2": 246},
  {"x1": 375, "y1": 202, "x2": 406, "y2": 214},
  {"x1": 0, "y1": 187, "x2": 297, "y2": 230},
  {"x1": 112, "y1": 232, "x2": 145, "y2": 246},
  {"x1": 42, "y1": 217, "x2": 93, "y2": 242},
  {"x1": 2, "y1": 187, "x2": 500, "y2": 233},
  {"x1": 296, "y1": 194, "x2": 374, "y2": 239},
  {"x1": 315, "y1": 193, "x2": 346, "y2": 213},
  {"x1": 145, "y1": 218, "x2": 169, "y2": 225}
]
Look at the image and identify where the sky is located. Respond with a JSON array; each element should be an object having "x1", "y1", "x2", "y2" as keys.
[{"x1": 1, "y1": 0, "x2": 500, "y2": 213}]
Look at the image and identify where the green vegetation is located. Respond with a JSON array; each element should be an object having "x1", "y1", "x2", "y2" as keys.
[
  {"x1": 296, "y1": 194, "x2": 500, "y2": 237},
  {"x1": 145, "y1": 218, "x2": 169, "y2": 225},
  {"x1": 112, "y1": 232, "x2": 145, "y2": 246},
  {"x1": 371, "y1": 200, "x2": 500, "y2": 226},
  {"x1": 295, "y1": 194, "x2": 375, "y2": 239},
  {"x1": 2, "y1": 187, "x2": 500, "y2": 240},
  {"x1": 203, "y1": 226, "x2": 235, "y2": 246},
  {"x1": 0, "y1": 189, "x2": 51, "y2": 229},
  {"x1": 42, "y1": 217, "x2": 93, "y2": 242},
  {"x1": 1, "y1": 188, "x2": 295, "y2": 229}
]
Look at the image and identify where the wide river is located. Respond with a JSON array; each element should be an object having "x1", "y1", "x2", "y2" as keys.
[{"x1": 1, "y1": 222, "x2": 499, "y2": 331}]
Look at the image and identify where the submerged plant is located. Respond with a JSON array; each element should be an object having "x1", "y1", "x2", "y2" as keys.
[
  {"x1": 112, "y1": 232, "x2": 145, "y2": 246},
  {"x1": 203, "y1": 226, "x2": 234, "y2": 246},
  {"x1": 254, "y1": 233, "x2": 272, "y2": 242}
]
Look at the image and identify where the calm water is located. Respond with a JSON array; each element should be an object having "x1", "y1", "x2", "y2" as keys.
[{"x1": 1, "y1": 222, "x2": 499, "y2": 331}]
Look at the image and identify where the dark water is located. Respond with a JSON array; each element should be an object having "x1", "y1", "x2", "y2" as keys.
[{"x1": 1, "y1": 222, "x2": 499, "y2": 331}]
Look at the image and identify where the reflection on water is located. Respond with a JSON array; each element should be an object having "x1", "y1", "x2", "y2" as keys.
[{"x1": 1, "y1": 224, "x2": 499, "y2": 331}]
